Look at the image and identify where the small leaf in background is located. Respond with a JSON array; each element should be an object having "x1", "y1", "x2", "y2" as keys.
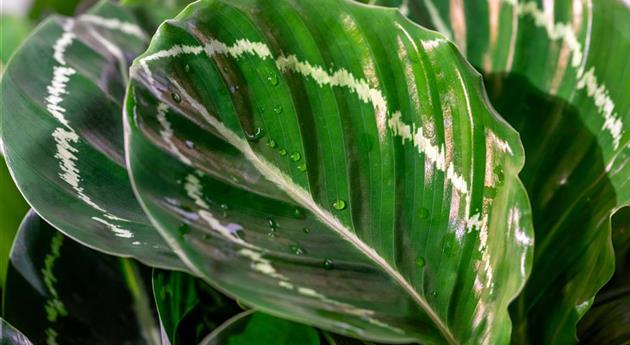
[
  {"x1": 153, "y1": 270, "x2": 242, "y2": 345},
  {"x1": 3, "y1": 210, "x2": 160, "y2": 345},
  {"x1": 0, "y1": 319, "x2": 33, "y2": 345},
  {"x1": 200, "y1": 312, "x2": 320, "y2": 345},
  {"x1": 28, "y1": 0, "x2": 84, "y2": 21}
]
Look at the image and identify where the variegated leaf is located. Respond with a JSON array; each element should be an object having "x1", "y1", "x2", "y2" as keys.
[
  {"x1": 0, "y1": 0, "x2": 185, "y2": 270},
  {"x1": 125, "y1": 0, "x2": 533, "y2": 343},
  {"x1": 368, "y1": 0, "x2": 630, "y2": 343}
]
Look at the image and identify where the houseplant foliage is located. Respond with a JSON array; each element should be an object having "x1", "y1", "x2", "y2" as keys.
[
  {"x1": 3, "y1": 210, "x2": 160, "y2": 345},
  {"x1": 361, "y1": 0, "x2": 630, "y2": 343},
  {"x1": 1, "y1": 0, "x2": 628, "y2": 344}
]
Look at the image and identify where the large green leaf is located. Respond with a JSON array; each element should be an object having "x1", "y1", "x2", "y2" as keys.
[
  {"x1": 153, "y1": 269, "x2": 242, "y2": 345},
  {"x1": 125, "y1": 0, "x2": 533, "y2": 343},
  {"x1": 0, "y1": 1, "x2": 185, "y2": 270},
  {"x1": 371, "y1": 0, "x2": 630, "y2": 343},
  {"x1": 0, "y1": 319, "x2": 32, "y2": 345},
  {"x1": 2, "y1": 210, "x2": 160, "y2": 345}
]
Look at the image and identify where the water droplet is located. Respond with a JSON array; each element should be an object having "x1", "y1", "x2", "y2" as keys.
[
  {"x1": 441, "y1": 236, "x2": 456, "y2": 257},
  {"x1": 246, "y1": 127, "x2": 265, "y2": 142},
  {"x1": 278, "y1": 148, "x2": 287, "y2": 156},
  {"x1": 171, "y1": 92, "x2": 181, "y2": 103},
  {"x1": 290, "y1": 152, "x2": 301, "y2": 162},
  {"x1": 258, "y1": 106, "x2": 266, "y2": 113},
  {"x1": 323, "y1": 258, "x2": 334, "y2": 270},
  {"x1": 184, "y1": 64, "x2": 191, "y2": 73},
  {"x1": 289, "y1": 244, "x2": 305, "y2": 255},
  {"x1": 185, "y1": 140, "x2": 195, "y2": 149},
  {"x1": 293, "y1": 208, "x2": 304, "y2": 219},
  {"x1": 415, "y1": 256, "x2": 426, "y2": 268},
  {"x1": 267, "y1": 72, "x2": 279, "y2": 86},
  {"x1": 220, "y1": 204, "x2": 229, "y2": 211},
  {"x1": 484, "y1": 186, "x2": 497, "y2": 198},
  {"x1": 229, "y1": 85, "x2": 239, "y2": 94},
  {"x1": 333, "y1": 199, "x2": 346, "y2": 210},
  {"x1": 273, "y1": 105, "x2": 283, "y2": 114},
  {"x1": 297, "y1": 164, "x2": 307, "y2": 172},
  {"x1": 267, "y1": 139, "x2": 277, "y2": 149},
  {"x1": 178, "y1": 223, "x2": 190, "y2": 237},
  {"x1": 267, "y1": 217, "x2": 278, "y2": 230},
  {"x1": 431, "y1": 291, "x2": 438, "y2": 298},
  {"x1": 418, "y1": 208, "x2": 429, "y2": 219},
  {"x1": 494, "y1": 166, "x2": 505, "y2": 185},
  {"x1": 222, "y1": 66, "x2": 229, "y2": 73},
  {"x1": 267, "y1": 232, "x2": 276, "y2": 238},
  {"x1": 302, "y1": 227, "x2": 310, "y2": 234}
]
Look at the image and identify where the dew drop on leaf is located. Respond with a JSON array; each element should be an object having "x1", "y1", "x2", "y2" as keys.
[
  {"x1": 267, "y1": 72, "x2": 279, "y2": 86},
  {"x1": 289, "y1": 244, "x2": 305, "y2": 255},
  {"x1": 494, "y1": 166, "x2": 505, "y2": 185},
  {"x1": 273, "y1": 105, "x2": 283, "y2": 114},
  {"x1": 184, "y1": 64, "x2": 191, "y2": 73},
  {"x1": 302, "y1": 227, "x2": 310, "y2": 234},
  {"x1": 267, "y1": 217, "x2": 278, "y2": 229},
  {"x1": 267, "y1": 139, "x2": 277, "y2": 149},
  {"x1": 415, "y1": 256, "x2": 426, "y2": 268},
  {"x1": 290, "y1": 152, "x2": 302, "y2": 162},
  {"x1": 323, "y1": 258, "x2": 334, "y2": 270},
  {"x1": 278, "y1": 148, "x2": 288, "y2": 156},
  {"x1": 171, "y1": 92, "x2": 181, "y2": 103},
  {"x1": 246, "y1": 127, "x2": 265, "y2": 142},
  {"x1": 185, "y1": 140, "x2": 195, "y2": 149},
  {"x1": 333, "y1": 199, "x2": 347, "y2": 210},
  {"x1": 297, "y1": 163, "x2": 307, "y2": 172},
  {"x1": 293, "y1": 208, "x2": 304, "y2": 219}
]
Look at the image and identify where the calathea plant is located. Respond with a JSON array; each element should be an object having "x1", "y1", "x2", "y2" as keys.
[{"x1": 0, "y1": 0, "x2": 627, "y2": 344}]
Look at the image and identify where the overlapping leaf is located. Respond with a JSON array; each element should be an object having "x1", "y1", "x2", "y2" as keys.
[
  {"x1": 3, "y1": 210, "x2": 160, "y2": 345},
  {"x1": 0, "y1": 0, "x2": 185, "y2": 270},
  {"x1": 153, "y1": 270, "x2": 242, "y2": 345},
  {"x1": 368, "y1": 0, "x2": 630, "y2": 343},
  {"x1": 125, "y1": 0, "x2": 533, "y2": 343},
  {"x1": 0, "y1": 319, "x2": 32, "y2": 345}
]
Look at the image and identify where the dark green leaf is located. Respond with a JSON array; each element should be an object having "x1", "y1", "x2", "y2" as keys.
[
  {"x1": 0, "y1": 0, "x2": 185, "y2": 270},
  {"x1": 153, "y1": 269, "x2": 242, "y2": 345},
  {"x1": 381, "y1": 0, "x2": 630, "y2": 343},
  {"x1": 577, "y1": 206, "x2": 630, "y2": 345},
  {"x1": 125, "y1": 0, "x2": 533, "y2": 343},
  {"x1": 3, "y1": 210, "x2": 160, "y2": 345}
]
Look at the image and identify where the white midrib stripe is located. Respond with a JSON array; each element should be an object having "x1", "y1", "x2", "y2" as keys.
[{"x1": 169, "y1": 79, "x2": 458, "y2": 345}]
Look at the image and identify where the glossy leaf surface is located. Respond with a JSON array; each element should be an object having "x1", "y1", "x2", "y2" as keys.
[
  {"x1": 0, "y1": 1, "x2": 184, "y2": 270},
  {"x1": 3, "y1": 210, "x2": 160, "y2": 345},
  {"x1": 153, "y1": 269, "x2": 242, "y2": 345},
  {"x1": 126, "y1": 0, "x2": 533, "y2": 343},
  {"x1": 373, "y1": 0, "x2": 630, "y2": 343},
  {"x1": 0, "y1": 319, "x2": 32, "y2": 345}
]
